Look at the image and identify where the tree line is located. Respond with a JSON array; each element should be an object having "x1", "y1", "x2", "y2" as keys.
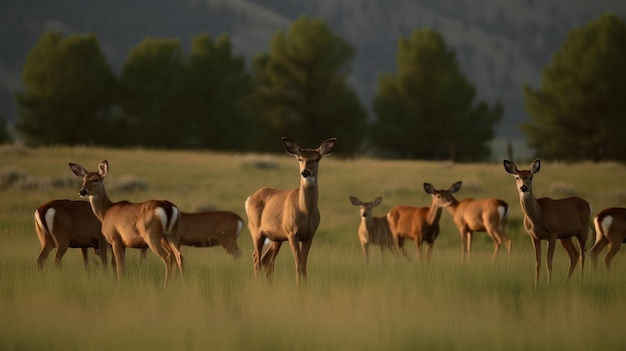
[{"x1": 3, "y1": 14, "x2": 626, "y2": 161}]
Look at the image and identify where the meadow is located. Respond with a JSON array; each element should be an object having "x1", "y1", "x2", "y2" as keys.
[{"x1": 1, "y1": 144, "x2": 626, "y2": 350}]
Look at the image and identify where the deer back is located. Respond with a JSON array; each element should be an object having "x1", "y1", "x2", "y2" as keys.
[
  {"x1": 453, "y1": 198, "x2": 508, "y2": 232},
  {"x1": 535, "y1": 196, "x2": 591, "y2": 235}
]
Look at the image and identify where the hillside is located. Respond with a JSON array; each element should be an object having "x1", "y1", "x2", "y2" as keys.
[{"x1": 1, "y1": 0, "x2": 624, "y2": 149}]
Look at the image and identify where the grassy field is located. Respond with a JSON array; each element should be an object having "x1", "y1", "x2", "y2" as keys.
[{"x1": 1, "y1": 145, "x2": 626, "y2": 350}]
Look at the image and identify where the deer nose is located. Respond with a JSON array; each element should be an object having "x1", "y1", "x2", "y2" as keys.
[
  {"x1": 302, "y1": 169, "x2": 311, "y2": 178},
  {"x1": 520, "y1": 185, "x2": 528, "y2": 193},
  {"x1": 362, "y1": 213, "x2": 367, "y2": 218},
  {"x1": 79, "y1": 189, "x2": 88, "y2": 197}
]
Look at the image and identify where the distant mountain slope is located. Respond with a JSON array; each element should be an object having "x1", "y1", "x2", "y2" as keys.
[{"x1": 1, "y1": 0, "x2": 624, "y2": 141}]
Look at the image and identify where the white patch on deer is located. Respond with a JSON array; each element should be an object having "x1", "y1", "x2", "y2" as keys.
[
  {"x1": 155, "y1": 206, "x2": 178, "y2": 234},
  {"x1": 497, "y1": 205, "x2": 509, "y2": 231},
  {"x1": 602, "y1": 215, "x2": 614, "y2": 237},
  {"x1": 44, "y1": 207, "x2": 56, "y2": 235},
  {"x1": 235, "y1": 219, "x2": 243, "y2": 239}
]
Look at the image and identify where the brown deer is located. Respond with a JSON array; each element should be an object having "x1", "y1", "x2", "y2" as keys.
[
  {"x1": 349, "y1": 196, "x2": 395, "y2": 262},
  {"x1": 34, "y1": 199, "x2": 108, "y2": 269},
  {"x1": 69, "y1": 160, "x2": 184, "y2": 288},
  {"x1": 590, "y1": 207, "x2": 626, "y2": 270},
  {"x1": 245, "y1": 137, "x2": 336, "y2": 284},
  {"x1": 441, "y1": 181, "x2": 512, "y2": 261},
  {"x1": 387, "y1": 183, "x2": 455, "y2": 261},
  {"x1": 139, "y1": 211, "x2": 244, "y2": 259},
  {"x1": 503, "y1": 159, "x2": 590, "y2": 286}
]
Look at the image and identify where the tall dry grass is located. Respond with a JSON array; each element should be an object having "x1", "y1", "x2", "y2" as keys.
[{"x1": 1, "y1": 145, "x2": 626, "y2": 350}]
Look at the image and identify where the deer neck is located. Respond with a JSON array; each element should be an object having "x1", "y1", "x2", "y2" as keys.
[
  {"x1": 298, "y1": 177, "x2": 319, "y2": 215},
  {"x1": 519, "y1": 191, "x2": 542, "y2": 224},
  {"x1": 427, "y1": 201, "x2": 443, "y2": 225},
  {"x1": 88, "y1": 188, "x2": 114, "y2": 222},
  {"x1": 445, "y1": 197, "x2": 460, "y2": 217}
]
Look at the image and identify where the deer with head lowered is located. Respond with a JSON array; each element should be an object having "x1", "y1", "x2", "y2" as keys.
[
  {"x1": 349, "y1": 196, "x2": 395, "y2": 263},
  {"x1": 34, "y1": 199, "x2": 109, "y2": 269},
  {"x1": 245, "y1": 137, "x2": 336, "y2": 285},
  {"x1": 441, "y1": 181, "x2": 511, "y2": 261},
  {"x1": 70, "y1": 160, "x2": 184, "y2": 288},
  {"x1": 503, "y1": 159, "x2": 590, "y2": 286},
  {"x1": 589, "y1": 207, "x2": 626, "y2": 270},
  {"x1": 387, "y1": 183, "x2": 455, "y2": 261}
]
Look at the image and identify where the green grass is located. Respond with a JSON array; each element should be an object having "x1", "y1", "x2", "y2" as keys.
[{"x1": 1, "y1": 145, "x2": 626, "y2": 350}]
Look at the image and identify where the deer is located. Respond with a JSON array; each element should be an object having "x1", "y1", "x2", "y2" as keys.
[
  {"x1": 441, "y1": 181, "x2": 512, "y2": 261},
  {"x1": 34, "y1": 199, "x2": 109, "y2": 269},
  {"x1": 503, "y1": 159, "x2": 590, "y2": 286},
  {"x1": 589, "y1": 207, "x2": 626, "y2": 270},
  {"x1": 245, "y1": 137, "x2": 336, "y2": 285},
  {"x1": 387, "y1": 183, "x2": 455, "y2": 261},
  {"x1": 138, "y1": 211, "x2": 244, "y2": 259},
  {"x1": 349, "y1": 196, "x2": 395, "y2": 262},
  {"x1": 69, "y1": 160, "x2": 184, "y2": 288}
]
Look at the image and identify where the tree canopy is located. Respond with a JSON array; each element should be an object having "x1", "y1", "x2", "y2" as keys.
[
  {"x1": 251, "y1": 16, "x2": 367, "y2": 154},
  {"x1": 522, "y1": 13, "x2": 626, "y2": 162},
  {"x1": 369, "y1": 29, "x2": 502, "y2": 161},
  {"x1": 15, "y1": 31, "x2": 117, "y2": 146}
]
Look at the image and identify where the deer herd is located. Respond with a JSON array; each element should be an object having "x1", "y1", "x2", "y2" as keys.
[{"x1": 32, "y1": 138, "x2": 626, "y2": 288}]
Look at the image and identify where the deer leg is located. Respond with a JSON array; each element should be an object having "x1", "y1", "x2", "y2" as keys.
[
  {"x1": 287, "y1": 234, "x2": 304, "y2": 284},
  {"x1": 53, "y1": 235, "x2": 70, "y2": 268},
  {"x1": 415, "y1": 238, "x2": 423, "y2": 262},
  {"x1": 559, "y1": 238, "x2": 578, "y2": 280},
  {"x1": 164, "y1": 238, "x2": 184, "y2": 280},
  {"x1": 262, "y1": 241, "x2": 282, "y2": 279},
  {"x1": 459, "y1": 229, "x2": 468, "y2": 260},
  {"x1": 110, "y1": 240, "x2": 126, "y2": 282},
  {"x1": 80, "y1": 248, "x2": 89, "y2": 269},
  {"x1": 485, "y1": 229, "x2": 501, "y2": 262},
  {"x1": 466, "y1": 231, "x2": 473, "y2": 261},
  {"x1": 396, "y1": 237, "x2": 408, "y2": 260},
  {"x1": 604, "y1": 236, "x2": 623, "y2": 271},
  {"x1": 589, "y1": 237, "x2": 608, "y2": 268},
  {"x1": 251, "y1": 235, "x2": 266, "y2": 279},
  {"x1": 36, "y1": 236, "x2": 54, "y2": 270},
  {"x1": 300, "y1": 237, "x2": 314, "y2": 280},
  {"x1": 361, "y1": 241, "x2": 369, "y2": 263},
  {"x1": 147, "y1": 237, "x2": 175, "y2": 288},
  {"x1": 96, "y1": 242, "x2": 109, "y2": 269},
  {"x1": 425, "y1": 240, "x2": 435, "y2": 261},
  {"x1": 531, "y1": 237, "x2": 542, "y2": 287},
  {"x1": 546, "y1": 236, "x2": 557, "y2": 285}
]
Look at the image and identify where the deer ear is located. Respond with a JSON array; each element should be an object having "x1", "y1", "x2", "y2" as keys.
[
  {"x1": 423, "y1": 183, "x2": 436, "y2": 195},
  {"x1": 372, "y1": 197, "x2": 382, "y2": 206},
  {"x1": 349, "y1": 196, "x2": 361, "y2": 206},
  {"x1": 503, "y1": 160, "x2": 518, "y2": 175},
  {"x1": 69, "y1": 163, "x2": 88, "y2": 177},
  {"x1": 530, "y1": 159, "x2": 541, "y2": 174},
  {"x1": 98, "y1": 160, "x2": 109, "y2": 177},
  {"x1": 319, "y1": 138, "x2": 337, "y2": 157},
  {"x1": 450, "y1": 181, "x2": 462, "y2": 193},
  {"x1": 282, "y1": 137, "x2": 301, "y2": 156}
]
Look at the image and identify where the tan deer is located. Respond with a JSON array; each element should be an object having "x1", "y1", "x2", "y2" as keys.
[
  {"x1": 387, "y1": 183, "x2": 455, "y2": 261},
  {"x1": 139, "y1": 211, "x2": 244, "y2": 259},
  {"x1": 245, "y1": 137, "x2": 336, "y2": 284},
  {"x1": 69, "y1": 160, "x2": 184, "y2": 288},
  {"x1": 590, "y1": 207, "x2": 626, "y2": 270},
  {"x1": 442, "y1": 181, "x2": 512, "y2": 261},
  {"x1": 34, "y1": 199, "x2": 109, "y2": 269},
  {"x1": 349, "y1": 196, "x2": 395, "y2": 262},
  {"x1": 503, "y1": 159, "x2": 590, "y2": 286}
]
